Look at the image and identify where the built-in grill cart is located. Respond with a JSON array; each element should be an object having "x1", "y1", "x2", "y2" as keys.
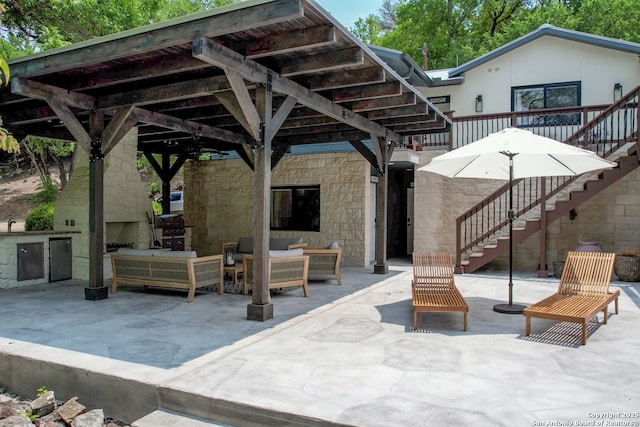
[{"x1": 157, "y1": 214, "x2": 185, "y2": 251}]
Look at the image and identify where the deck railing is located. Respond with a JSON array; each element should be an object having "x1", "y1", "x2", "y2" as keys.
[{"x1": 422, "y1": 86, "x2": 640, "y2": 268}]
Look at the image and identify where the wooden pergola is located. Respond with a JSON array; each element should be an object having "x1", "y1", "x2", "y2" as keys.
[{"x1": 0, "y1": 0, "x2": 450, "y2": 320}]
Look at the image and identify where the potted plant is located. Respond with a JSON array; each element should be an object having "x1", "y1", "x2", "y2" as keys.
[{"x1": 614, "y1": 247, "x2": 640, "y2": 282}]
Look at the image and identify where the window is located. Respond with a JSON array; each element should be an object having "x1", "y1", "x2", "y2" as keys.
[
  {"x1": 271, "y1": 185, "x2": 320, "y2": 231},
  {"x1": 512, "y1": 82, "x2": 581, "y2": 127}
]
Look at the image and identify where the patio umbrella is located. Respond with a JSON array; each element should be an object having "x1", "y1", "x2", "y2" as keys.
[{"x1": 418, "y1": 127, "x2": 617, "y2": 314}]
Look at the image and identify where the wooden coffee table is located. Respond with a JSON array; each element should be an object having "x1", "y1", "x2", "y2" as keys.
[{"x1": 223, "y1": 263, "x2": 243, "y2": 285}]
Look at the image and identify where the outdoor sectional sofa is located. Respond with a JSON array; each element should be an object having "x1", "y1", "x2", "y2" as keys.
[{"x1": 110, "y1": 248, "x2": 223, "y2": 302}]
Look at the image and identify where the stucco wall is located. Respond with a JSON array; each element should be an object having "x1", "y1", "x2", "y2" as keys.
[
  {"x1": 183, "y1": 152, "x2": 372, "y2": 267},
  {"x1": 423, "y1": 35, "x2": 640, "y2": 116}
]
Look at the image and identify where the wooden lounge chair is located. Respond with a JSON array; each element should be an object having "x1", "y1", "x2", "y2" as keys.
[
  {"x1": 523, "y1": 251, "x2": 620, "y2": 345},
  {"x1": 412, "y1": 252, "x2": 469, "y2": 331}
]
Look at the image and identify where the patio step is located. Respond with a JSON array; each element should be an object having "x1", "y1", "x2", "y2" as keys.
[{"x1": 133, "y1": 409, "x2": 235, "y2": 426}]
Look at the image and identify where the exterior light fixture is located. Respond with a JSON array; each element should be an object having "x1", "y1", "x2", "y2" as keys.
[
  {"x1": 475, "y1": 95, "x2": 483, "y2": 113},
  {"x1": 613, "y1": 83, "x2": 623, "y2": 102}
]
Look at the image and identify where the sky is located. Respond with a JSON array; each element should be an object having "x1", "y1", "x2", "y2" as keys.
[{"x1": 315, "y1": 0, "x2": 386, "y2": 30}]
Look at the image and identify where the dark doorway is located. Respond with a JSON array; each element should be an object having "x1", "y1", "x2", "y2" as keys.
[{"x1": 387, "y1": 166, "x2": 414, "y2": 258}]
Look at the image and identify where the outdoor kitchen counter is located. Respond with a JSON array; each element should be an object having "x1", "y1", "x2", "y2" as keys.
[{"x1": 0, "y1": 230, "x2": 80, "y2": 289}]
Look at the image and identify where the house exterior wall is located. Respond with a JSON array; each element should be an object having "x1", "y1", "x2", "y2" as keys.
[
  {"x1": 183, "y1": 152, "x2": 372, "y2": 267},
  {"x1": 415, "y1": 32, "x2": 640, "y2": 272},
  {"x1": 424, "y1": 36, "x2": 640, "y2": 116}
]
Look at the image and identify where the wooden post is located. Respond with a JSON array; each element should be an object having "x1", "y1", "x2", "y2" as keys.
[
  {"x1": 537, "y1": 177, "x2": 548, "y2": 278},
  {"x1": 85, "y1": 110, "x2": 108, "y2": 300},
  {"x1": 247, "y1": 76, "x2": 274, "y2": 321},
  {"x1": 373, "y1": 136, "x2": 393, "y2": 274},
  {"x1": 161, "y1": 152, "x2": 171, "y2": 214}
]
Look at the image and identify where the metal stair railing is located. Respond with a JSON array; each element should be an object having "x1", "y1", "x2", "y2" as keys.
[{"x1": 451, "y1": 86, "x2": 640, "y2": 270}]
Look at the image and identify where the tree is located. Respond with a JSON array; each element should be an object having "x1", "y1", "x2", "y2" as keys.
[
  {"x1": 0, "y1": 0, "x2": 237, "y2": 171},
  {"x1": 352, "y1": 15, "x2": 385, "y2": 44},
  {"x1": 21, "y1": 136, "x2": 75, "y2": 190},
  {"x1": 574, "y1": 0, "x2": 640, "y2": 42},
  {"x1": 361, "y1": 0, "x2": 640, "y2": 71},
  {"x1": 0, "y1": 0, "x2": 238, "y2": 54},
  {"x1": 379, "y1": 0, "x2": 482, "y2": 69}
]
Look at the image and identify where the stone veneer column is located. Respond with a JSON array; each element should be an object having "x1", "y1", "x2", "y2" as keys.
[{"x1": 54, "y1": 128, "x2": 152, "y2": 281}]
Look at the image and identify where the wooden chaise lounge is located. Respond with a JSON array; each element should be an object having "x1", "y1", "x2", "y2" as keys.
[
  {"x1": 412, "y1": 252, "x2": 469, "y2": 331},
  {"x1": 523, "y1": 251, "x2": 620, "y2": 345}
]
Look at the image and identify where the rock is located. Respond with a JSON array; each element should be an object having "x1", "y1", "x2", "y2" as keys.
[
  {"x1": 0, "y1": 413, "x2": 36, "y2": 426},
  {"x1": 71, "y1": 409, "x2": 104, "y2": 427},
  {"x1": 30, "y1": 391, "x2": 56, "y2": 417},
  {"x1": 33, "y1": 410, "x2": 65, "y2": 427},
  {"x1": 57, "y1": 397, "x2": 86, "y2": 424},
  {"x1": 0, "y1": 404, "x2": 20, "y2": 418},
  {"x1": 0, "y1": 389, "x2": 129, "y2": 427}
]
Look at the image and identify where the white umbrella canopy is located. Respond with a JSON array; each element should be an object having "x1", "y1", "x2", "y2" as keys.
[
  {"x1": 418, "y1": 127, "x2": 617, "y2": 314},
  {"x1": 419, "y1": 127, "x2": 617, "y2": 179}
]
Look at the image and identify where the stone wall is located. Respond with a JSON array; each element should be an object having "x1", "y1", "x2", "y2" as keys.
[
  {"x1": 414, "y1": 150, "x2": 504, "y2": 258},
  {"x1": 183, "y1": 152, "x2": 372, "y2": 267}
]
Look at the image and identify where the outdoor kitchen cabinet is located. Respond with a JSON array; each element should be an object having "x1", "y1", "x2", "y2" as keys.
[{"x1": 49, "y1": 237, "x2": 72, "y2": 281}]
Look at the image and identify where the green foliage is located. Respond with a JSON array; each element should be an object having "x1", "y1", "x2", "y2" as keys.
[
  {"x1": 25, "y1": 203, "x2": 55, "y2": 231},
  {"x1": 24, "y1": 135, "x2": 75, "y2": 158},
  {"x1": 0, "y1": 56, "x2": 9, "y2": 86},
  {"x1": 0, "y1": 128, "x2": 19, "y2": 153},
  {"x1": 352, "y1": 15, "x2": 385, "y2": 44},
  {"x1": 0, "y1": 0, "x2": 241, "y2": 55},
  {"x1": 149, "y1": 181, "x2": 160, "y2": 194},
  {"x1": 18, "y1": 409, "x2": 39, "y2": 420},
  {"x1": 152, "y1": 200, "x2": 162, "y2": 215},
  {"x1": 32, "y1": 181, "x2": 59, "y2": 206},
  {"x1": 367, "y1": 0, "x2": 640, "y2": 70},
  {"x1": 36, "y1": 386, "x2": 49, "y2": 397}
]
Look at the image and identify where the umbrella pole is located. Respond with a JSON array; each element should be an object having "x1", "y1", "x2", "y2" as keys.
[{"x1": 494, "y1": 155, "x2": 526, "y2": 314}]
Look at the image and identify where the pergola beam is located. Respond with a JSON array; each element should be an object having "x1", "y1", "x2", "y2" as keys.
[
  {"x1": 192, "y1": 36, "x2": 402, "y2": 143},
  {"x1": 246, "y1": 24, "x2": 336, "y2": 58},
  {"x1": 129, "y1": 106, "x2": 252, "y2": 146},
  {"x1": 331, "y1": 82, "x2": 402, "y2": 103},
  {"x1": 281, "y1": 47, "x2": 363, "y2": 77},
  {"x1": 9, "y1": 0, "x2": 304, "y2": 78}
]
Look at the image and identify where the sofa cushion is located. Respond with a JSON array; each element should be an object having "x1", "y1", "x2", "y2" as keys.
[
  {"x1": 269, "y1": 248, "x2": 304, "y2": 257},
  {"x1": 154, "y1": 250, "x2": 198, "y2": 258},
  {"x1": 116, "y1": 248, "x2": 156, "y2": 256},
  {"x1": 237, "y1": 237, "x2": 254, "y2": 254},
  {"x1": 270, "y1": 237, "x2": 303, "y2": 250}
]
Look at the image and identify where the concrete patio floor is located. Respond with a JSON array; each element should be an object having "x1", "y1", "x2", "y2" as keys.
[{"x1": 1, "y1": 260, "x2": 639, "y2": 426}]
